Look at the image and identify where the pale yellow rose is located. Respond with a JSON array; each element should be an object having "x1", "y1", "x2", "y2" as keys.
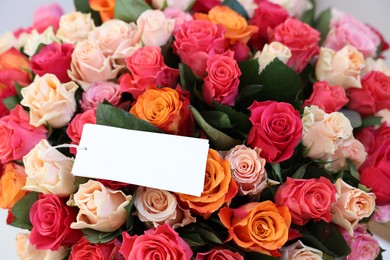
[
  {"x1": 280, "y1": 240, "x2": 323, "y2": 260},
  {"x1": 56, "y1": 12, "x2": 95, "y2": 44},
  {"x1": 254, "y1": 42, "x2": 291, "y2": 74},
  {"x1": 301, "y1": 105, "x2": 326, "y2": 133},
  {"x1": 362, "y1": 58, "x2": 390, "y2": 77},
  {"x1": 269, "y1": 0, "x2": 313, "y2": 18},
  {"x1": 151, "y1": 0, "x2": 194, "y2": 11},
  {"x1": 22, "y1": 139, "x2": 76, "y2": 196},
  {"x1": 16, "y1": 233, "x2": 68, "y2": 260},
  {"x1": 136, "y1": 10, "x2": 175, "y2": 47},
  {"x1": 70, "y1": 180, "x2": 132, "y2": 232},
  {"x1": 23, "y1": 27, "x2": 60, "y2": 57},
  {"x1": 21, "y1": 74, "x2": 78, "y2": 128},
  {"x1": 375, "y1": 109, "x2": 390, "y2": 126},
  {"x1": 331, "y1": 179, "x2": 376, "y2": 234},
  {"x1": 0, "y1": 31, "x2": 17, "y2": 54},
  {"x1": 316, "y1": 45, "x2": 365, "y2": 89}
]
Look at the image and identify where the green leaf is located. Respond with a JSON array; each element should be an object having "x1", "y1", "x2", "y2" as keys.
[
  {"x1": 197, "y1": 226, "x2": 223, "y2": 244},
  {"x1": 362, "y1": 116, "x2": 382, "y2": 128},
  {"x1": 347, "y1": 159, "x2": 360, "y2": 181},
  {"x1": 2, "y1": 95, "x2": 21, "y2": 110},
  {"x1": 315, "y1": 8, "x2": 331, "y2": 45},
  {"x1": 125, "y1": 196, "x2": 136, "y2": 231},
  {"x1": 235, "y1": 84, "x2": 263, "y2": 109},
  {"x1": 358, "y1": 183, "x2": 372, "y2": 192},
  {"x1": 73, "y1": 0, "x2": 102, "y2": 26},
  {"x1": 292, "y1": 164, "x2": 308, "y2": 179},
  {"x1": 74, "y1": 176, "x2": 89, "y2": 189},
  {"x1": 96, "y1": 103, "x2": 162, "y2": 133},
  {"x1": 179, "y1": 63, "x2": 203, "y2": 91},
  {"x1": 238, "y1": 59, "x2": 261, "y2": 88},
  {"x1": 14, "y1": 82, "x2": 23, "y2": 98},
  {"x1": 222, "y1": 0, "x2": 249, "y2": 20},
  {"x1": 190, "y1": 106, "x2": 242, "y2": 150},
  {"x1": 10, "y1": 192, "x2": 39, "y2": 230},
  {"x1": 180, "y1": 231, "x2": 206, "y2": 247},
  {"x1": 300, "y1": 0, "x2": 316, "y2": 25},
  {"x1": 259, "y1": 58, "x2": 302, "y2": 103},
  {"x1": 213, "y1": 102, "x2": 252, "y2": 133},
  {"x1": 341, "y1": 109, "x2": 362, "y2": 129},
  {"x1": 271, "y1": 163, "x2": 283, "y2": 183},
  {"x1": 114, "y1": 0, "x2": 151, "y2": 23},
  {"x1": 82, "y1": 228, "x2": 121, "y2": 244},
  {"x1": 201, "y1": 111, "x2": 233, "y2": 129}
]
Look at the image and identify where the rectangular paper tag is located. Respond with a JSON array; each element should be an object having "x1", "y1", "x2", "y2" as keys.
[{"x1": 72, "y1": 124, "x2": 209, "y2": 196}]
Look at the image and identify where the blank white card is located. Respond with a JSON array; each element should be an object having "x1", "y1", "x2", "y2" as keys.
[{"x1": 72, "y1": 124, "x2": 209, "y2": 197}]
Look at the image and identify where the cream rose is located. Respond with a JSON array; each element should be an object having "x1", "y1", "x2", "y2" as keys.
[
  {"x1": 23, "y1": 139, "x2": 76, "y2": 196},
  {"x1": 280, "y1": 240, "x2": 323, "y2": 260},
  {"x1": 269, "y1": 0, "x2": 313, "y2": 18},
  {"x1": 136, "y1": 10, "x2": 175, "y2": 47},
  {"x1": 316, "y1": 45, "x2": 365, "y2": 89},
  {"x1": 151, "y1": 0, "x2": 194, "y2": 11},
  {"x1": 20, "y1": 74, "x2": 78, "y2": 128},
  {"x1": 134, "y1": 187, "x2": 195, "y2": 229},
  {"x1": 70, "y1": 180, "x2": 132, "y2": 232},
  {"x1": 375, "y1": 109, "x2": 390, "y2": 126},
  {"x1": 16, "y1": 233, "x2": 68, "y2": 260},
  {"x1": 23, "y1": 27, "x2": 60, "y2": 57},
  {"x1": 331, "y1": 179, "x2": 376, "y2": 234},
  {"x1": 56, "y1": 12, "x2": 95, "y2": 44},
  {"x1": 254, "y1": 42, "x2": 291, "y2": 74},
  {"x1": 0, "y1": 31, "x2": 17, "y2": 54},
  {"x1": 362, "y1": 58, "x2": 390, "y2": 77}
]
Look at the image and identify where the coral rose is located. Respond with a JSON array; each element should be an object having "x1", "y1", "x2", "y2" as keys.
[
  {"x1": 0, "y1": 163, "x2": 27, "y2": 209},
  {"x1": 66, "y1": 109, "x2": 96, "y2": 144},
  {"x1": 69, "y1": 237, "x2": 122, "y2": 260}
]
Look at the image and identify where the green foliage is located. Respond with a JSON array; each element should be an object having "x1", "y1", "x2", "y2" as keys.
[
  {"x1": 213, "y1": 102, "x2": 252, "y2": 134},
  {"x1": 10, "y1": 192, "x2": 39, "y2": 230},
  {"x1": 300, "y1": 0, "x2": 316, "y2": 25},
  {"x1": 361, "y1": 116, "x2": 382, "y2": 128},
  {"x1": 341, "y1": 109, "x2": 362, "y2": 129},
  {"x1": 73, "y1": 0, "x2": 102, "y2": 26},
  {"x1": 315, "y1": 8, "x2": 331, "y2": 45},
  {"x1": 221, "y1": 0, "x2": 249, "y2": 20},
  {"x1": 82, "y1": 228, "x2": 121, "y2": 244},
  {"x1": 2, "y1": 95, "x2": 21, "y2": 110},
  {"x1": 114, "y1": 0, "x2": 151, "y2": 23}
]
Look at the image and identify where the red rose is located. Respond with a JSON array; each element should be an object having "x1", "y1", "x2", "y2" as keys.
[
  {"x1": 195, "y1": 248, "x2": 244, "y2": 260},
  {"x1": 0, "y1": 105, "x2": 47, "y2": 164},
  {"x1": 69, "y1": 237, "x2": 123, "y2": 260},
  {"x1": 274, "y1": 177, "x2": 336, "y2": 225},
  {"x1": 202, "y1": 51, "x2": 241, "y2": 106},
  {"x1": 303, "y1": 81, "x2": 349, "y2": 113},
  {"x1": 247, "y1": 101, "x2": 302, "y2": 163},
  {"x1": 29, "y1": 194, "x2": 82, "y2": 250},
  {"x1": 269, "y1": 18, "x2": 320, "y2": 73},
  {"x1": 191, "y1": 0, "x2": 220, "y2": 13},
  {"x1": 120, "y1": 224, "x2": 192, "y2": 260},
  {"x1": 31, "y1": 42, "x2": 73, "y2": 82},
  {"x1": 348, "y1": 71, "x2": 390, "y2": 116}
]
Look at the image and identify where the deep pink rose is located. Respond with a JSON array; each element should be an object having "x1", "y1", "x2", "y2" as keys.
[
  {"x1": 32, "y1": 3, "x2": 63, "y2": 33},
  {"x1": 80, "y1": 81, "x2": 121, "y2": 111},
  {"x1": 195, "y1": 248, "x2": 244, "y2": 260},
  {"x1": 120, "y1": 224, "x2": 192, "y2": 260},
  {"x1": 269, "y1": 18, "x2": 320, "y2": 73},
  {"x1": 31, "y1": 43, "x2": 73, "y2": 82},
  {"x1": 0, "y1": 105, "x2": 47, "y2": 164},
  {"x1": 191, "y1": 0, "x2": 220, "y2": 13},
  {"x1": 173, "y1": 20, "x2": 226, "y2": 77},
  {"x1": 247, "y1": 101, "x2": 302, "y2": 163},
  {"x1": 348, "y1": 71, "x2": 390, "y2": 116},
  {"x1": 29, "y1": 194, "x2": 82, "y2": 250},
  {"x1": 230, "y1": 41, "x2": 250, "y2": 62},
  {"x1": 275, "y1": 177, "x2": 336, "y2": 225},
  {"x1": 69, "y1": 237, "x2": 123, "y2": 260},
  {"x1": 66, "y1": 109, "x2": 96, "y2": 154},
  {"x1": 303, "y1": 81, "x2": 348, "y2": 113},
  {"x1": 202, "y1": 51, "x2": 241, "y2": 106},
  {"x1": 372, "y1": 204, "x2": 390, "y2": 223}
]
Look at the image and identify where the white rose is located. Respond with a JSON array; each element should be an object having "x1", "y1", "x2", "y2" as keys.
[
  {"x1": 269, "y1": 0, "x2": 312, "y2": 18},
  {"x1": 152, "y1": 0, "x2": 195, "y2": 11},
  {"x1": 362, "y1": 58, "x2": 390, "y2": 77},
  {"x1": 0, "y1": 31, "x2": 17, "y2": 54},
  {"x1": 56, "y1": 12, "x2": 95, "y2": 44},
  {"x1": 23, "y1": 27, "x2": 60, "y2": 57},
  {"x1": 254, "y1": 41, "x2": 291, "y2": 74}
]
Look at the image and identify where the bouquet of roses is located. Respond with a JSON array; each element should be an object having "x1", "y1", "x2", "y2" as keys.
[{"x1": 0, "y1": 0, "x2": 389, "y2": 259}]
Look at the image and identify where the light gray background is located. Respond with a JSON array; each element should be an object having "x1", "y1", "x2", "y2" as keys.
[{"x1": 0, "y1": 1, "x2": 389, "y2": 259}]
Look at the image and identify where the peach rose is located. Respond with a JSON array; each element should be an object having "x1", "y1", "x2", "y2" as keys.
[
  {"x1": 280, "y1": 240, "x2": 323, "y2": 260},
  {"x1": 178, "y1": 149, "x2": 238, "y2": 218},
  {"x1": 23, "y1": 139, "x2": 76, "y2": 197},
  {"x1": 316, "y1": 45, "x2": 365, "y2": 89},
  {"x1": 0, "y1": 163, "x2": 27, "y2": 209},
  {"x1": 219, "y1": 201, "x2": 291, "y2": 257},
  {"x1": 253, "y1": 41, "x2": 291, "y2": 74},
  {"x1": 23, "y1": 27, "x2": 60, "y2": 57},
  {"x1": 362, "y1": 58, "x2": 390, "y2": 77},
  {"x1": 331, "y1": 179, "x2": 376, "y2": 234},
  {"x1": 134, "y1": 187, "x2": 195, "y2": 229},
  {"x1": 20, "y1": 74, "x2": 78, "y2": 128},
  {"x1": 56, "y1": 12, "x2": 95, "y2": 44},
  {"x1": 70, "y1": 180, "x2": 132, "y2": 232}
]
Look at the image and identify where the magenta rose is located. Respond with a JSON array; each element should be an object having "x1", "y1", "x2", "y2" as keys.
[
  {"x1": 31, "y1": 42, "x2": 73, "y2": 82},
  {"x1": 275, "y1": 177, "x2": 336, "y2": 225},
  {"x1": 269, "y1": 18, "x2": 320, "y2": 73},
  {"x1": 303, "y1": 81, "x2": 348, "y2": 113},
  {"x1": 191, "y1": 0, "x2": 220, "y2": 13},
  {"x1": 0, "y1": 105, "x2": 47, "y2": 164},
  {"x1": 29, "y1": 194, "x2": 82, "y2": 250},
  {"x1": 120, "y1": 224, "x2": 192, "y2": 260},
  {"x1": 80, "y1": 81, "x2": 121, "y2": 111},
  {"x1": 348, "y1": 71, "x2": 390, "y2": 116},
  {"x1": 202, "y1": 51, "x2": 241, "y2": 106},
  {"x1": 247, "y1": 101, "x2": 302, "y2": 163},
  {"x1": 69, "y1": 237, "x2": 123, "y2": 260},
  {"x1": 195, "y1": 248, "x2": 243, "y2": 260}
]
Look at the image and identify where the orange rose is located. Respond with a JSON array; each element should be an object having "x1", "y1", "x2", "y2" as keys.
[
  {"x1": 130, "y1": 86, "x2": 194, "y2": 136},
  {"x1": 194, "y1": 5, "x2": 258, "y2": 44},
  {"x1": 218, "y1": 201, "x2": 291, "y2": 257},
  {"x1": 178, "y1": 149, "x2": 238, "y2": 219},
  {"x1": 0, "y1": 163, "x2": 28, "y2": 209},
  {"x1": 89, "y1": 0, "x2": 115, "y2": 22}
]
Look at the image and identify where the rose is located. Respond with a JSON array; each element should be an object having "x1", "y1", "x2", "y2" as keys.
[
  {"x1": 56, "y1": 12, "x2": 95, "y2": 44},
  {"x1": 303, "y1": 81, "x2": 348, "y2": 113},
  {"x1": 253, "y1": 41, "x2": 291, "y2": 74},
  {"x1": 23, "y1": 27, "x2": 60, "y2": 57},
  {"x1": 23, "y1": 139, "x2": 76, "y2": 196},
  {"x1": 134, "y1": 187, "x2": 195, "y2": 229},
  {"x1": 348, "y1": 71, "x2": 390, "y2": 116},
  {"x1": 32, "y1": 3, "x2": 63, "y2": 33},
  {"x1": 202, "y1": 51, "x2": 241, "y2": 106},
  {"x1": 237, "y1": 0, "x2": 258, "y2": 18},
  {"x1": 331, "y1": 179, "x2": 376, "y2": 234},
  {"x1": 21, "y1": 74, "x2": 78, "y2": 128},
  {"x1": 280, "y1": 240, "x2": 323, "y2": 260},
  {"x1": 89, "y1": 0, "x2": 115, "y2": 22},
  {"x1": 120, "y1": 224, "x2": 192, "y2": 259},
  {"x1": 178, "y1": 149, "x2": 238, "y2": 218},
  {"x1": 275, "y1": 177, "x2": 336, "y2": 225},
  {"x1": 192, "y1": 0, "x2": 220, "y2": 13},
  {"x1": 69, "y1": 237, "x2": 122, "y2": 260},
  {"x1": 31, "y1": 42, "x2": 73, "y2": 82},
  {"x1": 219, "y1": 201, "x2": 291, "y2": 256},
  {"x1": 0, "y1": 105, "x2": 47, "y2": 164},
  {"x1": 136, "y1": 10, "x2": 174, "y2": 47},
  {"x1": 372, "y1": 204, "x2": 390, "y2": 223},
  {"x1": 362, "y1": 58, "x2": 390, "y2": 77},
  {"x1": 130, "y1": 86, "x2": 194, "y2": 136},
  {"x1": 247, "y1": 101, "x2": 303, "y2": 163},
  {"x1": 80, "y1": 81, "x2": 121, "y2": 111},
  {"x1": 152, "y1": 0, "x2": 194, "y2": 11},
  {"x1": 195, "y1": 248, "x2": 244, "y2": 260},
  {"x1": 0, "y1": 31, "x2": 17, "y2": 54},
  {"x1": 269, "y1": 18, "x2": 320, "y2": 73},
  {"x1": 163, "y1": 8, "x2": 193, "y2": 33},
  {"x1": 341, "y1": 224, "x2": 380, "y2": 260},
  {"x1": 29, "y1": 194, "x2": 81, "y2": 250},
  {"x1": 16, "y1": 233, "x2": 68, "y2": 260},
  {"x1": 66, "y1": 109, "x2": 96, "y2": 144},
  {"x1": 0, "y1": 163, "x2": 27, "y2": 209},
  {"x1": 324, "y1": 13, "x2": 380, "y2": 58},
  {"x1": 269, "y1": 0, "x2": 313, "y2": 18},
  {"x1": 70, "y1": 180, "x2": 132, "y2": 232},
  {"x1": 376, "y1": 109, "x2": 390, "y2": 125}
]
